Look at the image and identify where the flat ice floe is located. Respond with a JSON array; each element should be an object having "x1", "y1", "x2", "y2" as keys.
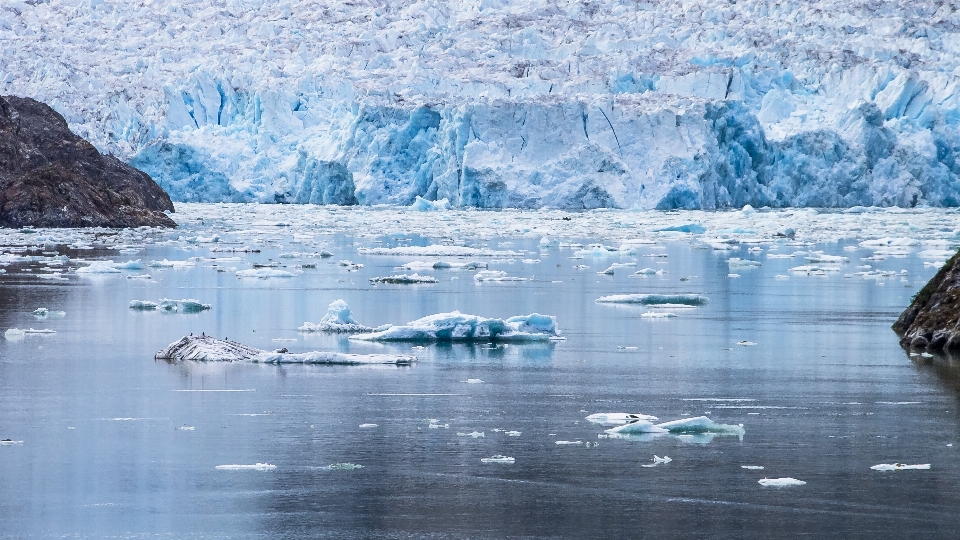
[
  {"x1": 215, "y1": 463, "x2": 276, "y2": 471},
  {"x1": 154, "y1": 335, "x2": 415, "y2": 365},
  {"x1": 596, "y1": 294, "x2": 709, "y2": 306},
  {"x1": 585, "y1": 413, "x2": 659, "y2": 425},
  {"x1": 399, "y1": 260, "x2": 487, "y2": 271},
  {"x1": 871, "y1": 463, "x2": 931, "y2": 471},
  {"x1": 129, "y1": 299, "x2": 211, "y2": 313},
  {"x1": 481, "y1": 455, "x2": 515, "y2": 464},
  {"x1": 235, "y1": 268, "x2": 297, "y2": 278},
  {"x1": 605, "y1": 416, "x2": 745, "y2": 439},
  {"x1": 473, "y1": 270, "x2": 528, "y2": 282},
  {"x1": 298, "y1": 299, "x2": 385, "y2": 333},
  {"x1": 758, "y1": 478, "x2": 806, "y2": 487},
  {"x1": 369, "y1": 273, "x2": 439, "y2": 284},
  {"x1": 350, "y1": 312, "x2": 560, "y2": 342}
]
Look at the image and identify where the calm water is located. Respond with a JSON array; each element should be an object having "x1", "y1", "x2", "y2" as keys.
[{"x1": 1, "y1": 234, "x2": 959, "y2": 539}]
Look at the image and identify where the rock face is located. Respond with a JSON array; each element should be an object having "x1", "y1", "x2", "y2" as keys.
[
  {"x1": 894, "y1": 250, "x2": 960, "y2": 349},
  {"x1": 0, "y1": 95, "x2": 175, "y2": 228}
]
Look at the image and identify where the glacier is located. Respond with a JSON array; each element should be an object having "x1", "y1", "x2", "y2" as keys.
[{"x1": 4, "y1": 1, "x2": 960, "y2": 209}]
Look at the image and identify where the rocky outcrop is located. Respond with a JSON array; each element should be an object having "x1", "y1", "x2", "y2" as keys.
[
  {"x1": 0, "y1": 95, "x2": 175, "y2": 228},
  {"x1": 894, "y1": 249, "x2": 960, "y2": 349}
]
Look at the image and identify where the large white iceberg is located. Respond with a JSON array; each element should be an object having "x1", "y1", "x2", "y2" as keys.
[{"x1": 350, "y1": 312, "x2": 560, "y2": 342}]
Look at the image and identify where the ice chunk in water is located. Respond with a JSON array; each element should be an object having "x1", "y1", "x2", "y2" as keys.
[
  {"x1": 298, "y1": 299, "x2": 383, "y2": 333},
  {"x1": 158, "y1": 299, "x2": 211, "y2": 313},
  {"x1": 129, "y1": 300, "x2": 159, "y2": 310},
  {"x1": 727, "y1": 258, "x2": 761, "y2": 268},
  {"x1": 235, "y1": 268, "x2": 297, "y2": 278},
  {"x1": 325, "y1": 463, "x2": 363, "y2": 470},
  {"x1": 870, "y1": 463, "x2": 931, "y2": 471},
  {"x1": 474, "y1": 270, "x2": 527, "y2": 282},
  {"x1": 741, "y1": 465, "x2": 765, "y2": 470},
  {"x1": 758, "y1": 478, "x2": 806, "y2": 487},
  {"x1": 457, "y1": 431, "x2": 485, "y2": 438},
  {"x1": 359, "y1": 423, "x2": 378, "y2": 428},
  {"x1": 655, "y1": 416, "x2": 745, "y2": 436},
  {"x1": 76, "y1": 261, "x2": 122, "y2": 274},
  {"x1": 351, "y1": 311, "x2": 560, "y2": 342},
  {"x1": 215, "y1": 463, "x2": 276, "y2": 471},
  {"x1": 369, "y1": 273, "x2": 439, "y2": 284},
  {"x1": 481, "y1": 455, "x2": 515, "y2": 464},
  {"x1": 596, "y1": 294, "x2": 708, "y2": 306},
  {"x1": 155, "y1": 335, "x2": 415, "y2": 365},
  {"x1": 410, "y1": 196, "x2": 450, "y2": 211},
  {"x1": 586, "y1": 412, "x2": 659, "y2": 425},
  {"x1": 605, "y1": 421, "x2": 669, "y2": 435},
  {"x1": 599, "y1": 262, "x2": 637, "y2": 275}
]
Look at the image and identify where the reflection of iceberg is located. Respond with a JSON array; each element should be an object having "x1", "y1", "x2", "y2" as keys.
[
  {"x1": 298, "y1": 299, "x2": 387, "y2": 333},
  {"x1": 155, "y1": 335, "x2": 415, "y2": 365},
  {"x1": 596, "y1": 294, "x2": 708, "y2": 306},
  {"x1": 350, "y1": 312, "x2": 560, "y2": 342},
  {"x1": 605, "y1": 415, "x2": 744, "y2": 443}
]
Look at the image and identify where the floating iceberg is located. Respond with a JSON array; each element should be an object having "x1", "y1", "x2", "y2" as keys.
[
  {"x1": 298, "y1": 300, "x2": 385, "y2": 333},
  {"x1": 596, "y1": 294, "x2": 708, "y2": 306},
  {"x1": 129, "y1": 299, "x2": 211, "y2": 313},
  {"x1": 473, "y1": 270, "x2": 527, "y2": 282},
  {"x1": 727, "y1": 258, "x2": 761, "y2": 268},
  {"x1": 605, "y1": 415, "x2": 745, "y2": 441},
  {"x1": 599, "y1": 263, "x2": 637, "y2": 275},
  {"x1": 586, "y1": 412, "x2": 659, "y2": 425},
  {"x1": 400, "y1": 260, "x2": 487, "y2": 271},
  {"x1": 325, "y1": 463, "x2": 363, "y2": 470},
  {"x1": 410, "y1": 196, "x2": 450, "y2": 211},
  {"x1": 4, "y1": 328, "x2": 55, "y2": 340},
  {"x1": 75, "y1": 261, "x2": 122, "y2": 274},
  {"x1": 32, "y1": 308, "x2": 65, "y2": 319},
  {"x1": 369, "y1": 273, "x2": 439, "y2": 284},
  {"x1": 351, "y1": 312, "x2": 560, "y2": 343},
  {"x1": 215, "y1": 463, "x2": 276, "y2": 471},
  {"x1": 154, "y1": 335, "x2": 415, "y2": 365},
  {"x1": 480, "y1": 455, "x2": 515, "y2": 464},
  {"x1": 870, "y1": 463, "x2": 931, "y2": 471},
  {"x1": 758, "y1": 478, "x2": 806, "y2": 487}
]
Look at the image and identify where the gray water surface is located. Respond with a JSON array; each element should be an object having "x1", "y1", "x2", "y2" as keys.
[{"x1": 1, "y1": 235, "x2": 958, "y2": 539}]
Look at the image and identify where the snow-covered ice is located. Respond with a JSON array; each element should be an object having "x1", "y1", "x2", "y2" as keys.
[
  {"x1": 481, "y1": 455, "x2": 515, "y2": 464},
  {"x1": 154, "y1": 334, "x2": 415, "y2": 365},
  {"x1": 215, "y1": 463, "x2": 276, "y2": 471},
  {"x1": 585, "y1": 412, "x2": 659, "y2": 425},
  {"x1": 871, "y1": 463, "x2": 931, "y2": 471},
  {"x1": 759, "y1": 478, "x2": 806, "y2": 487},
  {"x1": 235, "y1": 268, "x2": 297, "y2": 278},
  {"x1": 369, "y1": 273, "x2": 439, "y2": 284}
]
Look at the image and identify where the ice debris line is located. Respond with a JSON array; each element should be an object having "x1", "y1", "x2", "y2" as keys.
[
  {"x1": 154, "y1": 334, "x2": 415, "y2": 365},
  {"x1": 7, "y1": 1, "x2": 960, "y2": 210}
]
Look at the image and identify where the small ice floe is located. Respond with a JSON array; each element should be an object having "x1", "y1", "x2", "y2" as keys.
[
  {"x1": 481, "y1": 455, "x2": 515, "y2": 464},
  {"x1": 410, "y1": 196, "x2": 450, "y2": 211},
  {"x1": 596, "y1": 294, "x2": 708, "y2": 306},
  {"x1": 758, "y1": 478, "x2": 806, "y2": 487},
  {"x1": 400, "y1": 260, "x2": 487, "y2": 271},
  {"x1": 555, "y1": 440, "x2": 583, "y2": 445},
  {"x1": 369, "y1": 273, "x2": 439, "y2": 284},
  {"x1": 298, "y1": 300, "x2": 387, "y2": 333},
  {"x1": 870, "y1": 463, "x2": 931, "y2": 471},
  {"x1": 598, "y1": 262, "x2": 636, "y2": 275},
  {"x1": 617, "y1": 346, "x2": 639, "y2": 350},
  {"x1": 350, "y1": 311, "x2": 560, "y2": 343},
  {"x1": 606, "y1": 416, "x2": 745, "y2": 441},
  {"x1": 741, "y1": 465, "x2": 765, "y2": 470},
  {"x1": 804, "y1": 253, "x2": 848, "y2": 263},
  {"x1": 728, "y1": 273, "x2": 740, "y2": 278},
  {"x1": 457, "y1": 431, "x2": 485, "y2": 438},
  {"x1": 586, "y1": 412, "x2": 659, "y2": 425},
  {"x1": 126, "y1": 274, "x2": 152, "y2": 279},
  {"x1": 737, "y1": 341, "x2": 757, "y2": 346},
  {"x1": 631, "y1": 268, "x2": 662, "y2": 276},
  {"x1": 154, "y1": 335, "x2": 416, "y2": 365},
  {"x1": 32, "y1": 308, "x2": 65, "y2": 319},
  {"x1": 129, "y1": 299, "x2": 211, "y2": 313},
  {"x1": 215, "y1": 463, "x2": 276, "y2": 471},
  {"x1": 789, "y1": 265, "x2": 840, "y2": 274},
  {"x1": 178, "y1": 426, "x2": 195, "y2": 431},
  {"x1": 325, "y1": 463, "x2": 363, "y2": 470},
  {"x1": 464, "y1": 378, "x2": 484, "y2": 384},
  {"x1": 429, "y1": 423, "x2": 450, "y2": 429},
  {"x1": 727, "y1": 258, "x2": 761, "y2": 268},
  {"x1": 4, "y1": 328, "x2": 55, "y2": 340},
  {"x1": 337, "y1": 260, "x2": 363, "y2": 270},
  {"x1": 774, "y1": 274, "x2": 790, "y2": 280},
  {"x1": 0, "y1": 439, "x2": 24, "y2": 446},
  {"x1": 236, "y1": 268, "x2": 297, "y2": 278},
  {"x1": 505, "y1": 431, "x2": 521, "y2": 437},
  {"x1": 474, "y1": 270, "x2": 527, "y2": 282},
  {"x1": 641, "y1": 455, "x2": 672, "y2": 467},
  {"x1": 359, "y1": 423, "x2": 378, "y2": 428}
]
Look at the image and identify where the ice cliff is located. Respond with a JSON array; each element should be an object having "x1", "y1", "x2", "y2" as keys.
[{"x1": 4, "y1": 0, "x2": 960, "y2": 209}]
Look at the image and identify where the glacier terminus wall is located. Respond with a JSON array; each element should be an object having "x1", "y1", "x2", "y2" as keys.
[{"x1": 4, "y1": 0, "x2": 960, "y2": 209}]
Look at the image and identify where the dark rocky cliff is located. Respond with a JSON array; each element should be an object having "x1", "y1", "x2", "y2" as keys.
[
  {"x1": 894, "y1": 249, "x2": 960, "y2": 349},
  {"x1": 0, "y1": 95, "x2": 175, "y2": 228}
]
